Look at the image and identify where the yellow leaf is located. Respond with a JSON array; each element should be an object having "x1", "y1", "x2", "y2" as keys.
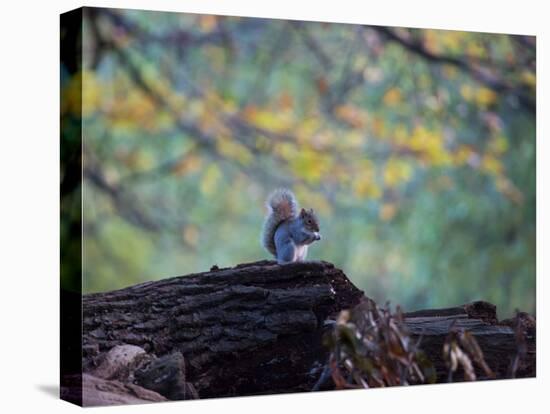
[
  {"x1": 382, "y1": 88, "x2": 402, "y2": 107},
  {"x1": 481, "y1": 154, "x2": 503, "y2": 176},
  {"x1": 423, "y1": 30, "x2": 441, "y2": 53},
  {"x1": 82, "y1": 70, "x2": 101, "y2": 117},
  {"x1": 200, "y1": 164, "x2": 222, "y2": 196},
  {"x1": 353, "y1": 180, "x2": 381, "y2": 199},
  {"x1": 352, "y1": 160, "x2": 379, "y2": 199},
  {"x1": 334, "y1": 104, "x2": 367, "y2": 128},
  {"x1": 384, "y1": 158, "x2": 412, "y2": 187},
  {"x1": 371, "y1": 117, "x2": 386, "y2": 137},
  {"x1": 453, "y1": 146, "x2": 475, "y2": 166},
  {"x1": 467, "y1": 42, "x2": 486, "y2": 58},
  {"x1": 392, "y1": 124, "x2": 409, "y2": 145},
  {"x1": 199, "y1": 15, "x2": 218, "y2": 32},
  {"x1": 460, "y1": 84, "x2": 474, "y2": 101},
  {"x1": 294, "y1": 186, "x2": 332, "y2": 216},
  {"x1": 172, "y1": 155, "x2": 203, "y2": 176},
  {"x1": 343, "y1": 131, "x2": 364, "y2": 149},
  {"x1": 241, "y1": 105, "x2": 292, "y2": 133},
  {"x1": 407, "y1": 126, "x2": 450, "y2": 166},
  {"x1": 488, "y1": 136, "x2": 509, "y2": 155},
  {"x1": 521, "y1": 70, "x2": 536, "y2": 89},
  {"x1": 255, "y1": 135, "x2": 271, "y2": 152},
  {"x1": 275, "y1": 142, "x2": 296, "y2": 160},
  {"x1": 440, "y1": 32, "x2": 463, "y2": 52},
  {"x1": 216, "y1": 137, "x2": 253, "y2": 165},
  {"x1": 290, "y1": 149, "x2": 331, "y2": 185},
  {"x1": 475, "y1": 87, "x2": 497, "y2": 107}
]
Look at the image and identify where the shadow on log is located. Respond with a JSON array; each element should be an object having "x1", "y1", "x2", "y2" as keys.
[{"x1": 67, "y1": 260, "x2": 535, "y2": 406}]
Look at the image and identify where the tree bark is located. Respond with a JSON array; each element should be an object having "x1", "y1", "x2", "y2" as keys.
[
  {"x1": 82, "y1": 260, "x2": 364, "y2": 399},
  {"x1": 404, "y1": 301, "x2": 536, "y2": 381},
  {"x1": 76, "y1": 260, "x2": 535, "y2": 404}
]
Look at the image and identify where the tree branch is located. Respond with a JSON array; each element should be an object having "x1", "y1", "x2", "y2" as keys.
[{"x1": 371, "y1": 27, "x2": 535, "y2": 114}]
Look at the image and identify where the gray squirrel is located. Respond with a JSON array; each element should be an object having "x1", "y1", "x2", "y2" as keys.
[{"x1": 261, "y1": 189, "x2": 321, "y2": 264}]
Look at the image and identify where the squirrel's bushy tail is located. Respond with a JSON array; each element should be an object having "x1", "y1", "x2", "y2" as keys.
[{"x1": 261, "y1": 188, "x2": 298, "y2": 256}]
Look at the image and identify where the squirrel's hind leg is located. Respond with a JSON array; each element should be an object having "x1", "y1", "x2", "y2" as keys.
[{"x1": 276, "y1": 240, "x2": 297, "y2": 264}]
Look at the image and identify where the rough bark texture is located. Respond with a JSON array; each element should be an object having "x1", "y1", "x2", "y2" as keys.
[
  {"x1": 73, "y1": 260, "x2": 535, "y2": 405},
  {"x1": 81, "y1": 260, "x2": 364, "y2": 400},
  {"x1": 404, "y1": 301, "x2": 536, "y2": 381}
]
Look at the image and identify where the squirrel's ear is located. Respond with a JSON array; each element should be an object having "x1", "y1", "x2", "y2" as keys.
[{"x1": 300, "y1": 208, "x2": 306, "y2": 217}]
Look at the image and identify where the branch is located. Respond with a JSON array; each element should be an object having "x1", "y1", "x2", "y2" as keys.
[
  {"x1": 371, "y1": 27, "x2": 535, "y2": 114},
  {"x1": 83, "y1": 161, "x2": 160, "y2": 232},
  {"x1": 291, "y1": 21, "x2": 334, "y2": 71}
]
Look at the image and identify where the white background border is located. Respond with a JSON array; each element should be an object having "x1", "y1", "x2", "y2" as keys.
[{"x1": 0, "y1": 0, "x2": 546, "y2": 412}]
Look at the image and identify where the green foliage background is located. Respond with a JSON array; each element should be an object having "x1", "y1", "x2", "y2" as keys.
[{"x1": 61, "y1": 8, "x2": 536, "y2": 318}]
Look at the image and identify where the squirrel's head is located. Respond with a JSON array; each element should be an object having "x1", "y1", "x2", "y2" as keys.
[{"x1": 299, "y1": 208, "x2": 320, "y2": 235}]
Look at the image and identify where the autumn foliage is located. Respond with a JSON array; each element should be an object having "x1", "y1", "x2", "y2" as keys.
[{"x1": 61, "y1": 8, "x2": 536, "y2": 318}]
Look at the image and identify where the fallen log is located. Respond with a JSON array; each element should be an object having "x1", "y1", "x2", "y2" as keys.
[
  {"x1": 67, "y1": 260, "x2": 535, "y2": 405},
  {"x1": 404, "y1": 301, "x2": 536, "y2": 381},
  {"x1": 81, "y1": 260, "x2": 363, "y2": 400}
]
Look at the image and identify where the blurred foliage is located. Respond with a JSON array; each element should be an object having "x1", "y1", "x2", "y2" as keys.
[
  {"x1": 323, "y1": 298, "x2": 436, "y2": 388},
  {"x1": 321, "y1": 299, "x2": 498, "y2": 388},
  {"x1": 61, "y1": 8, "x2": 536, "y2": 317},
  {"x1": 60, "y1": 10, "x2": 82, "y2": 292},
  {"x1": 443, "y1": 326, "x2": 495, "y2": 382}
]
